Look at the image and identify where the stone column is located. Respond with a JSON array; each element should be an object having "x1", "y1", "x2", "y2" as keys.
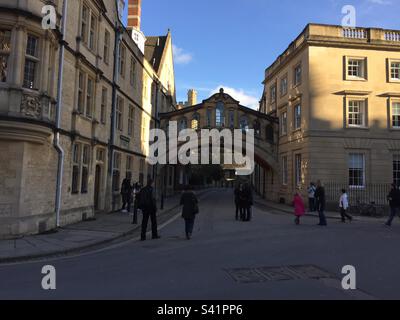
[{"x1": 11, "y1": 24, "x2": 26, "y2": 86}]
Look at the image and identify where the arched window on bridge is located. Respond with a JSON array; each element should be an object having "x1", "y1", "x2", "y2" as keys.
[
  {"x1": 178, "y1": 117, "x2": 187, "y2": 132},
  {"x1": 191, "y1": 113, "x2": 200, "y2": 130},
  {"x1": 216, "y1": 102, "x2": 225, "y2": 127},
  {"x1": 240, "y1": 116, "x2": 249, "y2": 132},
  {"x1": 266, "y1": 124, "x2": 274, "y2": 143},
  {"x1": 253, "y1": 120, "x2": 261, "y2": 137}
]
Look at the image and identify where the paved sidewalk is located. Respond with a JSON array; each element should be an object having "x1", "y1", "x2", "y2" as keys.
[
  {"x1": 254, "y1": 194, "x2": 389, "y2": 223},
  {"x1": 0, "y1": 191, "x2": 198, "y2": 264}
]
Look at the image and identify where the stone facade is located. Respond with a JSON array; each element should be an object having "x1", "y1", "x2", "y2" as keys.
[
  {"x1": 257, "y1": 23, "x2": 400, "y2": 206},
  {"x1": 0, "y1": 0, "x2": 177, "y2": 238}
]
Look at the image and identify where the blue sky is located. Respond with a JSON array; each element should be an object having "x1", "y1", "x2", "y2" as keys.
[{"x1": 125, "y1": 0, "x2": 400, "y2": 108}]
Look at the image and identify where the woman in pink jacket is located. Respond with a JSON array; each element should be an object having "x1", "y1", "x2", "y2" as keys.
[{"x1": 293, "y1": 191, "x2": 306, "y2": 225}]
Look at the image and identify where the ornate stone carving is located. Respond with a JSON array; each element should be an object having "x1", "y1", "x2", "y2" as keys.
[{"x1": 20, "y1": 94, "x2": 42, "y2": 119}]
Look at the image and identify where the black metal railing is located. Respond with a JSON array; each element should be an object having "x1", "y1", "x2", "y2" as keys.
[{"x1": 325, "y1": 182, "x2": 391, "y2": 206}]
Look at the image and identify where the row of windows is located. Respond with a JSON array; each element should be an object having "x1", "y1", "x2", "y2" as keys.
[
  {"x1": 280, "y1": 103, "x2": 302, "y2": 135},
  {"x1": 0, "y1": 29, "x2": 44, "y2": 91},
  {"x1": 116, "y1": 96, "x2": 136, "y2": 137},
  {"x1": 345, "y1": 57, "x2": 400, "y2": 81},
  {"x1": 281, "y1": 153, "x2": 400, "y2": 188},
  {"x1": 279, "y1": 99, "x2": 400, "y2": 135},
  {"x1": 269, "y1": 64, "x2": 302, "y2": 104}
]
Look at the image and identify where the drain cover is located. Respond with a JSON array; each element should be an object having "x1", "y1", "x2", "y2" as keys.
[{"x1": 226, "y1": 265, "x2": 335, "y2": 283}]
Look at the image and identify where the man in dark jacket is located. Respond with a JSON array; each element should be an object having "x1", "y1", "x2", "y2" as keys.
[
  {"x1": 241, "y1": 183, "x2": 253, "y2": 222},
  {"x1": 139, "y1": 179, "x2": 160, "y2": 241},
  {"x1": 120, "y1": 177, "x2": 132, "y2": 213},
  {"x1": 385, "y1": 183, "x2": 400, "y2": 227},
  {"x1": 315, "y1": 180, "x2": 327, "y2": 226},
  {"x1": 234, "y1": 183, "x2": 242, "y2": 221},
  {"x1": 180, "y1": 186, "x2": 199, "y2": 240}
]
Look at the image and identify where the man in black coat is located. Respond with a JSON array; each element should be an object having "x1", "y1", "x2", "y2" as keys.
[
  {"x1": 120, "y1": 177, "x2": 132, "y2": 213},
  {"x1": 241, "y1": 183, "x2": 253, "y2": 222},
  {"x1": 180, "y1": 186, "x2": 199, "y2": 240},
  {"x1": 234, "y1": 184, "x2": 242, "y2": 221},
  {"x1": 315, "y1": 180, "x2": 327, "y2": 226},
  {"x1": 385, "y1": 183, "x2": 400, "y2": 227},
  {"x1": 139, "y1": 179, "x2": 160, "y2": 241}
]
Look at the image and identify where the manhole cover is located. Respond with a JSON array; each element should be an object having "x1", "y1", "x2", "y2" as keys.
[{"x1": 226, "y1": 265, "x2": 335, "y2": 283}]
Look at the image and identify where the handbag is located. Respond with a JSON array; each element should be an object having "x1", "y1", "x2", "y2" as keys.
[{"x1": 192, "y1": 195, "x2": 199, "y2": 214}]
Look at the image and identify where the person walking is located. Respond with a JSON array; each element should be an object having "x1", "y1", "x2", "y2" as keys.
[
  {"x1": 339, "y1": 189, "x2": 353, "y2": 223},
  {"x1": 234, "y1": 183, "x2": 242, "y2": 221},
  {"x1": 315, "y1": 180, "x2": 327, "y2": 226},
  {"x1": 120, "y1": 177, "x2": 132, "y2": 213},
  {"x1": 242, "y1": 183, "x2": 253, "y2": 222},
  {"x1": 293, "y1": 191, "x2": 305, "y2": 225},
  {"x1": 308, "y1": 182, "x2": 316, "y2": 212},
  {"x1": 139, "y1": 179, "x2": 160, "y2": 241},
  {"x1": 385, "y1": 183, "x2": 400, "y2": 227},
  {"x1": 132, "y1": 182, "x2": 141, "y2": 224},
  {"x1": 180, "y1": 186, "x2": 199, "y2": 240}
]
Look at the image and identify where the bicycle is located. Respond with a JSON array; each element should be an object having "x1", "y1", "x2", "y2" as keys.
[{"x1": 355, "y1": 201, "x2": 385, "y2": 217}]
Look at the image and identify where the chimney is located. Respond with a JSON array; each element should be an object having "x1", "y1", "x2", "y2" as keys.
[
  {"x1": 127, "y1": 0, "x2": 141, "y2": 31},
  {"x1": 187, "y1": 89, "x2": 197, "y2": 106}
]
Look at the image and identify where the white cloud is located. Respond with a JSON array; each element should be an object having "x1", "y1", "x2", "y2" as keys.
[
  {"x1": 210, "y1": 86, "x2": 260, "y2": 110},
  {"x1": 172, "y1": 45, "x2": 193, "y2": 65},
  {"x1": 366, "y1": 0, "x2": 392, "y2": 5}
]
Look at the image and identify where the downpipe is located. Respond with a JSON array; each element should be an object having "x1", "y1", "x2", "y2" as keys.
[{"x1": 54, "y1": 0, "x2": 69, "y2": 228}]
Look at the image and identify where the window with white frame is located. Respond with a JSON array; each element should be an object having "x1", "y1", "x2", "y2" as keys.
[
  {"x1": 280, "y1": 76, "x2": 288, "y2": 96},
  {"x1": 103, "y1": 30, "x2": 110, "y2": 64},
  {"x1": 392, "y1": 102, "x2": 400, "y2": 128},
  {"x1": 347, "y1": 58, "x2": 366, "y2": 79},
  {"x1": 294, "y1": 104, "x2": 301, "y2": 130},
  {"x1": 116, "y1": 96, "x2": 123, "y2": 131},
  {"x1": 394, "y1": 155, "x2": 400, "y2": 187},
  {"x1": 23, "y1": 35, "x2": 39, "y2": 90},
  {"x1": 295, "y1": 154, "x2": 302, "y2": 187},
  {"x1": 348, "y1": 100, "x2": 366, "y2": 127},
  {"x1": 128, "y1": 104, "x2": 134, "y2": 137},
  {"x1": 282, "y1": 156, "x2": 288, "y2": 185},
  {"x1": 100, "y1": 87, "x2": 107, "y2": 124},
  {"x1": 390, "y1": 61, "x2": 400, "y2": 81},
  {"x1": 349, "y1": 153, "x2": 365, "y2": 187},
  {"x1": 89, "y1": 14, "x2": 97, "y2": 50},
  {"x1": 0, "y1": 29, "x2": 11, "y2": 82},
  {"x1": 294, "y1": 64, "x2": 302, "y2": 86},
  {"x1": 281, "y1": 111, "x2": 287, "y2": 135}
]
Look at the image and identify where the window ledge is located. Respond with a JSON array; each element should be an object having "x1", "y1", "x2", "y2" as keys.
[
  {"x1": 345, "y1": 77, "x2": 368, "y2": 82},
  {"x1": 346, "y1": 126, "x2": 369, "y2": 130}
]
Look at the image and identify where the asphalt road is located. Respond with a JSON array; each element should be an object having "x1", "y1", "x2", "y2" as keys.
[{"x1": 1, "y1": 189, "x2": 399, "y2": 300}]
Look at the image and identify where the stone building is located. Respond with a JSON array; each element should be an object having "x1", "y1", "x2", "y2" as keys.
[
  {"x1": 0, "y1": 0, "x2": 176, "y2": 238},
  {"x1": 257, "y1": 23, "x2": 400, "y2": 206}
]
